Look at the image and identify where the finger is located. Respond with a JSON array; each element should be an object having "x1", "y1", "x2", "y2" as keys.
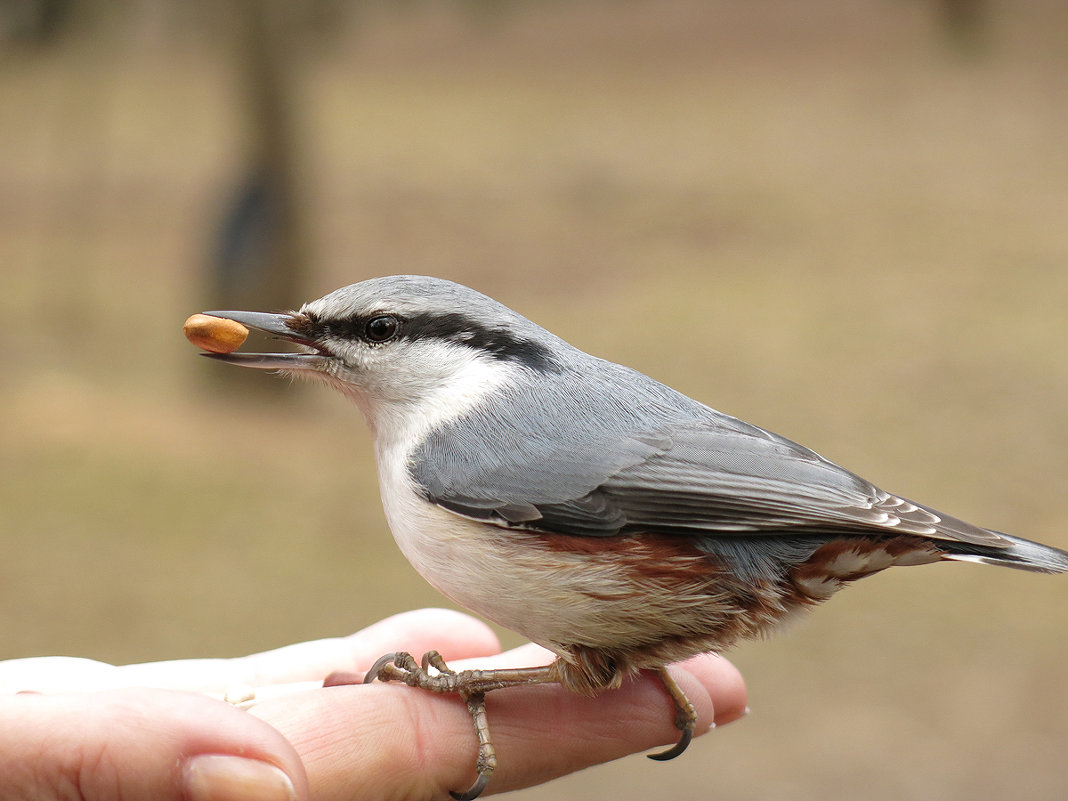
[
  {"x1": 0, "y1": 688, "x2": 307, "y2": 801},
  {"x1": 240, "y1": 608, "x2": 502, "y2": 686},
  {"x1": 3, "y1": 609, "x2": 502, "y2": 696},
  {"x1": 250, "y1": 651, "x2": 747, "y2": 801},
  {"x1": 436, "y1": 641, "x2": 555, "y2": 676},
  {"x1": 0, "y1": 656, "x2": 122, "y2": 694},
  {"x1": 132, "y1": 608, "x2": 500, "y2": 691}
]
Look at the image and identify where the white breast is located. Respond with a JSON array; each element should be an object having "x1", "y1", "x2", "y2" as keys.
[{"x1": 365, "y1": 353, "x2": 530, "y2": 618}]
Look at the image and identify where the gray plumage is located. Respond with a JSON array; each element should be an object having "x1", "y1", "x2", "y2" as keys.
[{"x1": 373, "y1": 279, "x2": 1067, "y2": 577}]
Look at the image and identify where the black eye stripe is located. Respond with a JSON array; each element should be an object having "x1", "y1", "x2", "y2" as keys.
[
  {"x1": 404, "y1": 312, "x2": 560, "y2": 372},
  {"x1": 305, "y1": 310, "x2": 561, "y2": 373}
]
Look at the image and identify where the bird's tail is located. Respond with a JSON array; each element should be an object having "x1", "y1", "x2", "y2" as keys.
[{"x1": 941, "y1": 532, "x2": 1068, "y2": 574}]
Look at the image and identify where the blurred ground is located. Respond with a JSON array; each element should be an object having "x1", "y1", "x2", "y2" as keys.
[{"x1": 1, "y1": 1, "x2": 1066, "y2": 799}]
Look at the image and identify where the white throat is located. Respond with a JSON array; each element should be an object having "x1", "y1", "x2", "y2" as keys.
[
  {"x1": 352, "y1": 353, "x2": 519, "y2": 581},
  {"x1": 364, "y1": 353, "x2": 517, "y2": 461},
  {"x1": 296, "y1": 337, "x2": 541, "y2": 632}
]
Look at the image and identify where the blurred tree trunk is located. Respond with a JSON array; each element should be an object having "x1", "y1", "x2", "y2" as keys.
[
  {"x1": 937, "y1": 0, "x2": 988, "y2": 55},
  {"x1": 208, "y1": 0, "x2": 310, "y2": 393}
]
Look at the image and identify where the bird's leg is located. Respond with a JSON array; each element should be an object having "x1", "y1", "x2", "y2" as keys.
[
  {"x1": 454, "y1": 692, "x2": 493, "y2": 801},
  {"x1": 360, "y1": 650, "x2": 557, "y2": 801},
  {"x1": 646, "y1": 665, "x2": 697, "y2": 761}
]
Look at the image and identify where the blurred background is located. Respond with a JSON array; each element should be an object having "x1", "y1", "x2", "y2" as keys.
[{"x1": 1, "y1": 0, "x2": 1066, "y2": 798}]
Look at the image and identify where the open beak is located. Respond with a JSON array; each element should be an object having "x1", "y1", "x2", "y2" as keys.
[{"x1": 198, "y1": 310, "x2": 329, "y2": 372}]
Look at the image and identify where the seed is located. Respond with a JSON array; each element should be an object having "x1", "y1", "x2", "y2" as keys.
[{"x1": 183, "y1": 314, "x2": 249, "y2": 354}]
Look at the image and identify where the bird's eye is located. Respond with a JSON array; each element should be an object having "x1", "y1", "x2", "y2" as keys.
[{"x1": 364, "y1": 314, "x2": 400, "y2": 343}]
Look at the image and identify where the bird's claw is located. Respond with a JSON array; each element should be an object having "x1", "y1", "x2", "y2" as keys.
[
  {"x1": 450, "y1": 773, "x2": 491, "y2": 801},
  {"x1": 647, "y1": 666, "x2": 698, "y2": 761},
  {"x1": 647, "y1": 724, "x2": 694, "y2": 761},
  {"x1": 362, "y1": 651, "x2": 402, "y2": 684}
]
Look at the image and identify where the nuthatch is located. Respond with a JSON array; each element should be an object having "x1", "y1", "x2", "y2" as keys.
[{"x1": 195, "y1": 275, "x2": 1067, "y2": 800}]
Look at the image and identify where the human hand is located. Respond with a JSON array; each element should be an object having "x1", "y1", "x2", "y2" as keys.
[{"x1": 0, "y1": 608, "x2": 747, "y2": 801}]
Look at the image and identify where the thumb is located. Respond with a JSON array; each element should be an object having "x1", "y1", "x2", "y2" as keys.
[{"x1": 0, "y1": 688, "x2": 307, "y2": 801}]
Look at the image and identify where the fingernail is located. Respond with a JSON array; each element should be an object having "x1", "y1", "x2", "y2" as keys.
[{"x1": 183, "y1": 754, "x2": 297, "y2": 801}]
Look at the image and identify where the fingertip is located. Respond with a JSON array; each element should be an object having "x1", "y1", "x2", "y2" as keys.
[
  {"x1": 0, "y1": 689, "x2": 309, "y2": 801},
  {"x1": 673, "y1": 652, "x2": 748, "y2": 727},
  {"x1": 183, "y1": 754, "x2": 299, "y2": 801}
]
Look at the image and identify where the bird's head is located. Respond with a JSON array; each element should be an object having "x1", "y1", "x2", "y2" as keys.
[{"x1": 201, "y1": 275, "x2": 568, "y2": 436}]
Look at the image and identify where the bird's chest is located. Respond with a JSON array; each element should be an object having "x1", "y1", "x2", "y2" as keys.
[{"x1": 373, "y1": 441, "x2": 529, "y2": 616}]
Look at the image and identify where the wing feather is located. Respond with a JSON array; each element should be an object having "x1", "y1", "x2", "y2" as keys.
[{"x1": 412, "y1": 365, "x2": 1007, "y2": 549}]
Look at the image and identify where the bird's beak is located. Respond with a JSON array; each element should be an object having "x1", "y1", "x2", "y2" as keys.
[{"x1": 199, "y1": 310, "x2": 328, "y2": 372}]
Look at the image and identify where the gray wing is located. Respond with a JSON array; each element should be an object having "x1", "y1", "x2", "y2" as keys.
[{"x1": 410, "y1": 367, "x2": 1004, "y2": 548}]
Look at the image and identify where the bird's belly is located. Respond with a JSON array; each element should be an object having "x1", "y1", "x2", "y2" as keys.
[
  {"x1": 380, "y1": 489, "x2": 615, "y2": 647},
  {"x1": 378, "y1": 475, "x2": 793, "y2": 659}
]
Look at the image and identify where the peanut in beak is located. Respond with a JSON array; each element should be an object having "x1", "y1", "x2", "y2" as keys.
[{"x1": 183, "y1": 314, "x2": 249, "y2": 354}]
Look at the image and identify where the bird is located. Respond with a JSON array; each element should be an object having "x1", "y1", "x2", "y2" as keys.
[{"x1": 195, "y1": 274, "x2": 1068, "y2": 800}]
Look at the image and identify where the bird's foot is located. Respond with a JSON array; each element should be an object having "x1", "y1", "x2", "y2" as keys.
[
  {"x1": 360, "y1": 650, "x2": 556, "y2": 800},
  {"x1": 335, "y1": 651, "x2": 698, "y2": 797}
]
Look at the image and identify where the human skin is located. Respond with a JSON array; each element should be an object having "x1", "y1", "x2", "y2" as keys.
[{"x1": 0, "y1": 608, "x2": 747, "y2": 801}]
